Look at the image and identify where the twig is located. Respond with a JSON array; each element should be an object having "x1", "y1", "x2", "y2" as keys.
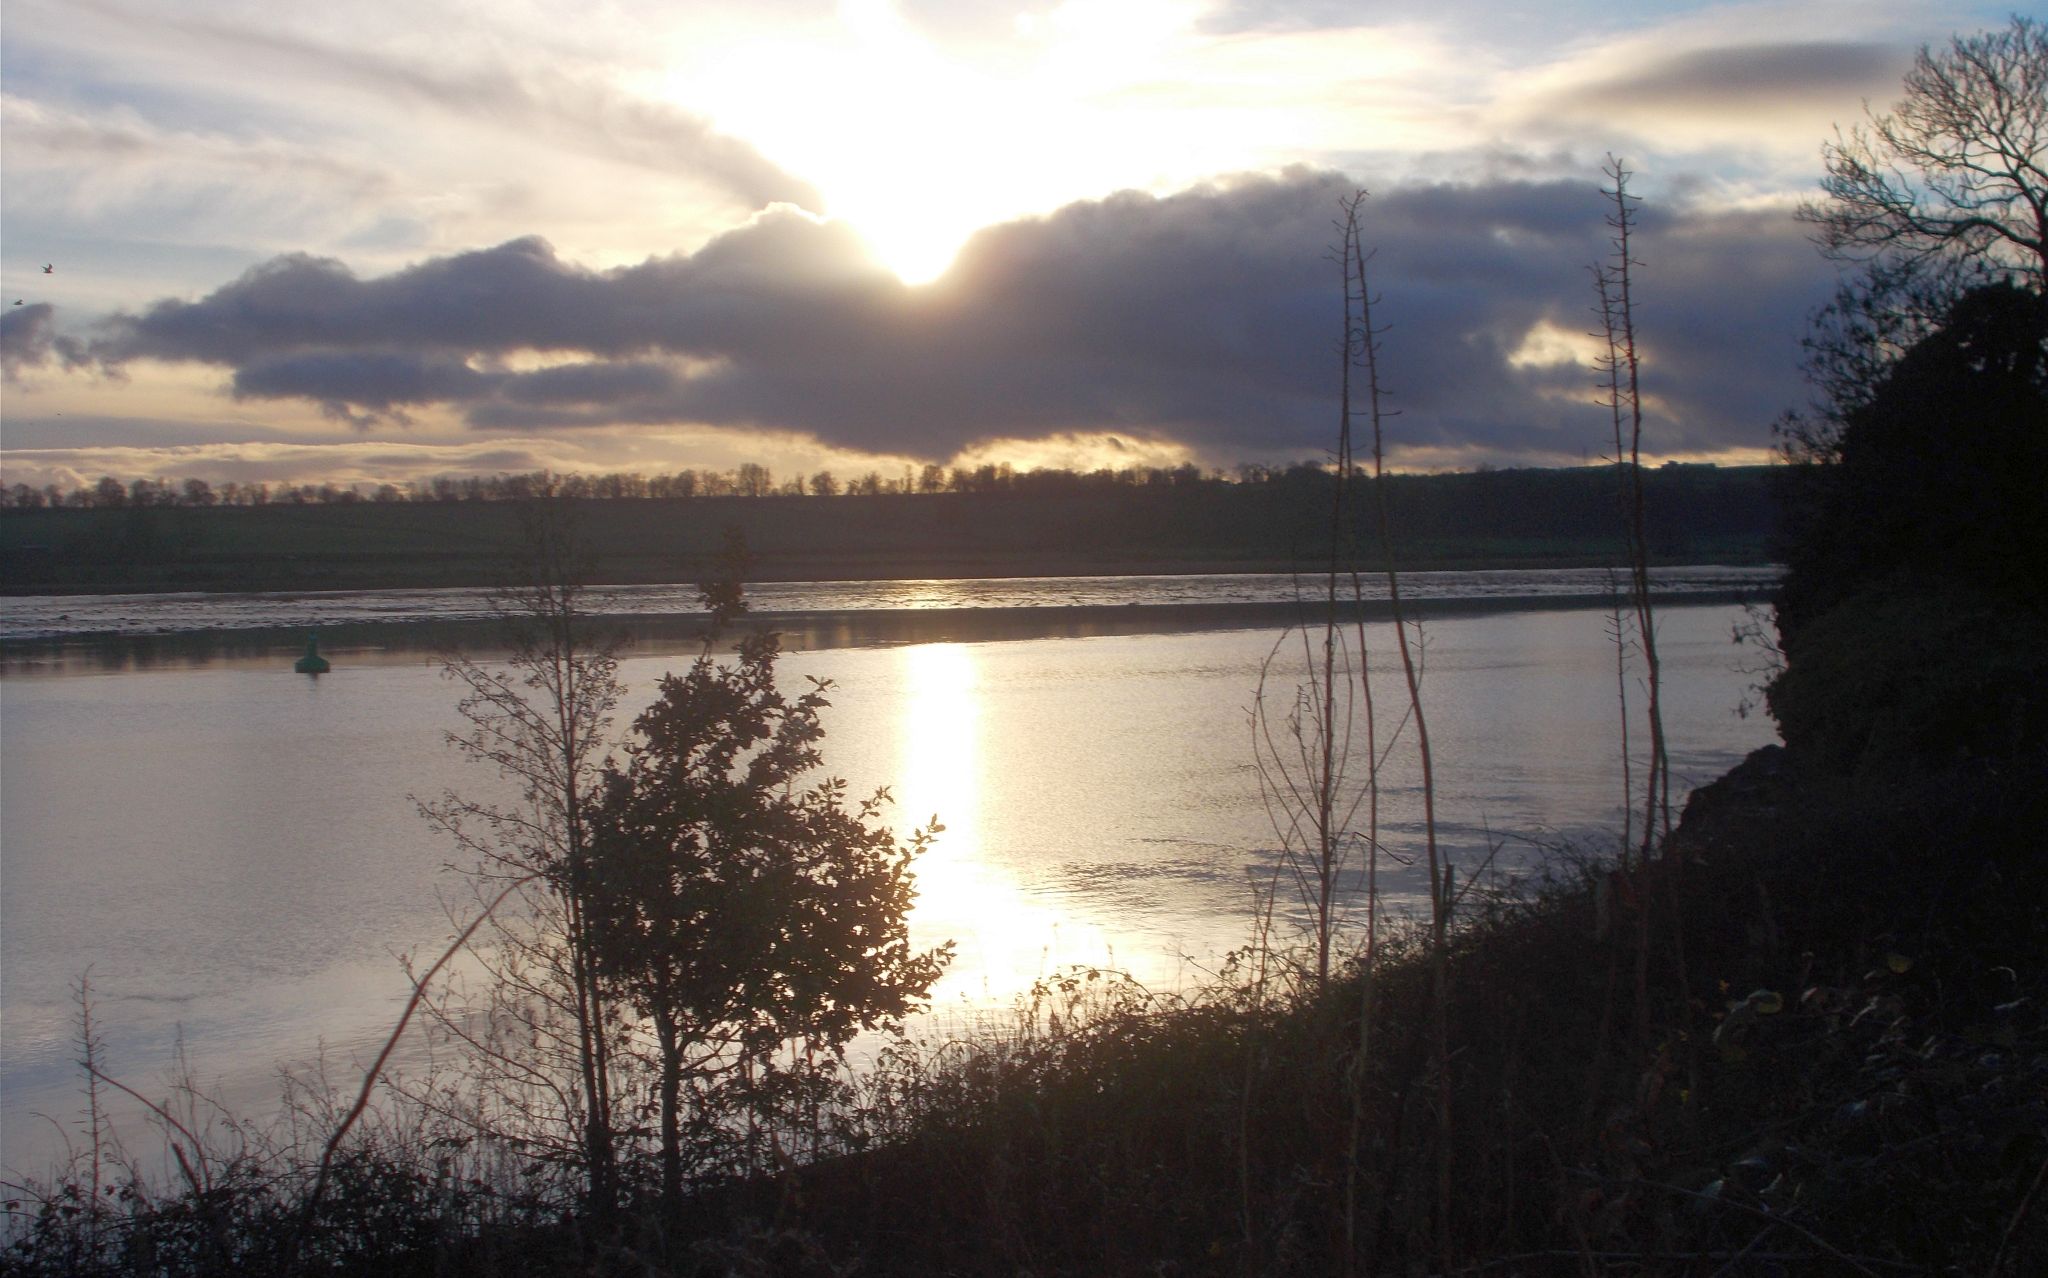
[
  {"x1": 288, "y1": 871, "x2": 537, "y2": 1263},
  {"x1": 1989, "y1": 1149, "x2": 2048, "y2": 1277},
  {"x1": 82, "y1": 1066, "x2": 212, "y2": 1195},
  {"x1": 1601, "y1": 1172, "x2": 1900, "y2": 1277}
]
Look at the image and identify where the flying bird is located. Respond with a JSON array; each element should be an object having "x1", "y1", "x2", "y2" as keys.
[{"x1": 42, "y1": 264, "x2": 53, "y2": 274}]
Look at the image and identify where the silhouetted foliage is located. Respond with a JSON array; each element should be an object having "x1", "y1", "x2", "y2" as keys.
[
  {"x1": 585, "y1": 571, "x2": 951, "y2": 1214},
  {"x1": 1770, "y1": 282, "x2": 2048, "y2": 768}
]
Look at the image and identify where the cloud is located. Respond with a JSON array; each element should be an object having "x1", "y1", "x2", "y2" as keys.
[
  {"x1": 1198, "y1": 0, "x2": 1474, "y2": 36},
  {"x1": 0, "y1": 92, "x2": 399, "y2": 197},
  {"x1": 0, "y1": 439, "x2": 575, "y2": 492},
  {"x1": 225, "y1": 349, "x2": 689, "y2": 428},
  {"x1": 1548, "y1": 41, "x2": 1907, "y2": 117},
  {"x1": 26, "y1": 0, "x2": 820, "y2": 216},
  {"x1": 157, "y1": 17, "x2": 824, "y2": 213},
  {"x1": 1, "y1": 304, "x2": 92, "y2": 384},
  {"x1": 96, "y1": 213, "x2": 897, "y2": 364},
  {"x1": 0, "y1": 426, "x2": 917, "y2": 493},
  {"x1": 83, "y1": 168, "x2": 1839, "y2": 464}
]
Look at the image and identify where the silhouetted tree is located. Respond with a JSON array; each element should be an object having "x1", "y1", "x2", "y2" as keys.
[
  {"x1": 1802, "y1": 17, "x2": 2046, "y2": 288},
  {"x1": 1786, "y1": 17, "x2": 2048, "y2": 462},
  {"x1": 735, "y1": 463, "x2": 774, "y2": 498},
  {"x1": 585, "y1": 569, "x2": 950, "y2": 1213}
]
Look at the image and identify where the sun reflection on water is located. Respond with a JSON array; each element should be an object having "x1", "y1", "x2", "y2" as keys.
[{"x1": 895, "y1": 643, "x2": 1075, "y2": 1007}]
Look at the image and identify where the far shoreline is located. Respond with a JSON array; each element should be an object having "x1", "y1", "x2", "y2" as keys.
[
  {"x1": 2, "y1": 548, "x2": 1776, "y2": 598},
  {"x1": 0, "y1": 585, "x2": 1773, "y2": 675},
  {"x1": 0, "y1": 467, "x2": 1780, "y2": 596}
]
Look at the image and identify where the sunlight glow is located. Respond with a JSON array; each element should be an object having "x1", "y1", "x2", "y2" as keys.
[
  {"x1": 1507, "y1": 317, "x2": 1605, "y2": 369},
  {"x1": 662, "y1": 0, "x2": 1455, "y2": 284},
  {"x1": 671, "y1": 2, "x2": 1054, "y2": 283},
  {"x1": 946, "y1": 430, "x2": 1201, "y2": 476},
  {"x1": 895, "y1": 643, "x2": 1066, "y2": 1004}
]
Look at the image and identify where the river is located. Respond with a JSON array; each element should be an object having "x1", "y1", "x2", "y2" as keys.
[{"x1": 0, "y1": 569, "x2": 1778, "y2": 1174}]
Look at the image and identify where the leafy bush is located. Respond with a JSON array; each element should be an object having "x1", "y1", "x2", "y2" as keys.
[{"x1": 1770, "y1": 283, "x2": 2048, "y2": 770}]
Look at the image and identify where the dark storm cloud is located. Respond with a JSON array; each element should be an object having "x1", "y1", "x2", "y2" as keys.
[
  {"x1": 233, "y1": 351, "x2": 495, "y2": 413},
  {"x1": 496, "y1": 360, "x2": 683, "y2": 405},
  {"x1": 1, "y1": 304, "x2": 91, "y2": 383},
  {"x1": 1555, "y1": 42, "x2": 1908, "y2": 114},
  {"x1": 90, "y1": 169, "x2": 1838, "y2": 462},
  {"x1": 229, "y1": 346, "x2": 687, "y2": 428},
  {"x1": 100, "y1": 218, "x2": 896, "y2": 367},
  {"x1": 1623, "y1": 206, "x2": 1840, "y2": 447}
]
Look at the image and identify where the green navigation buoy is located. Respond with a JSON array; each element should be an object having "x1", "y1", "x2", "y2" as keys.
[{"x1": 294, "y1": 633, "x2": 331, "y2": 675}]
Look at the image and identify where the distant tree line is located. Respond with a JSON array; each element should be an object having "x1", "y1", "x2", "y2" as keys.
[{"x1": 2, "y1": 458, "x2": 1735, "y2": 510}]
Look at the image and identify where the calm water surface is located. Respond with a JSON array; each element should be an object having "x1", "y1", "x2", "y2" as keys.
[{"x1": 0, "y1": 591, "x2": 1775, "y2": 1172}]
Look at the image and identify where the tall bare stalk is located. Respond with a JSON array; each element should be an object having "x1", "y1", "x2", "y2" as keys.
[
  {"x1": 1606, "y1": 592, "x2": 1635, "y2": 856},
  {"x1": 1248, "y1": 199, "x2": 1387, "y2": 987},
  {"x1": 1245, "y1": 193, "x2": 1398, "y2": 1270},
  {"x1": 1594, "y1": 158, "x2": 1694, "y2": 1079},
  {"x1": 1346, "y1": 193, "x2": 1453, "y2": 1269},
  {"x1": 1335, "y1": 191, "x2": 1390, "y2": 1278},
  {"x1": 74, "y1": 973, "x2": 107, "y2": 1260},
  {"x1": 1313, "y1": 201, "x2": 1359, "y2": 989},
  {"x1": 1594, "y1": 158, "x2": 1673, "y2": 863},
  {"x1": 1589, "y1": 157, "x2": 1703, "y2": 1097}
]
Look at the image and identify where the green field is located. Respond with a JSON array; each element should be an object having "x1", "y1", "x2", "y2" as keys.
[{"x1": 0, "y1": 466, "x2": 1777, "y2": 593}]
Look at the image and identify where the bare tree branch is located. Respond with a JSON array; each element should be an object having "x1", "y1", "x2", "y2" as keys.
[{"x1": 1799, "y1": 17, "x2": 2047, "y2": 286}]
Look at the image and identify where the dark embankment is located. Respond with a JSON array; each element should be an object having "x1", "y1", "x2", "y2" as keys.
[
  {"x1": 736, "y1": 745, "x2": 2045, "y2": 1275},
  {"x1": 0, "y1": 464, "x2": 1774, "y2": 594}
]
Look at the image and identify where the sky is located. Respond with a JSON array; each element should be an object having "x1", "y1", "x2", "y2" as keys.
[{"x1": 0, "y1": 0, "x2": 2016, "y2": 491}]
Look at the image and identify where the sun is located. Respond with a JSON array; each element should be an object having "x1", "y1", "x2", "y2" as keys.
[
  {"x1": 829, "y1": 189, "x2": 985, "y2": 288},
  {"x1": 663, "y1": 1, "x2": 1160, "y2": 286},
  {"x1": 662, "y1": 0, "x2": 1367, "y2": 286},
  {"x1": 663, "y1": 0, "x2": 1412, "y2": 286}
]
